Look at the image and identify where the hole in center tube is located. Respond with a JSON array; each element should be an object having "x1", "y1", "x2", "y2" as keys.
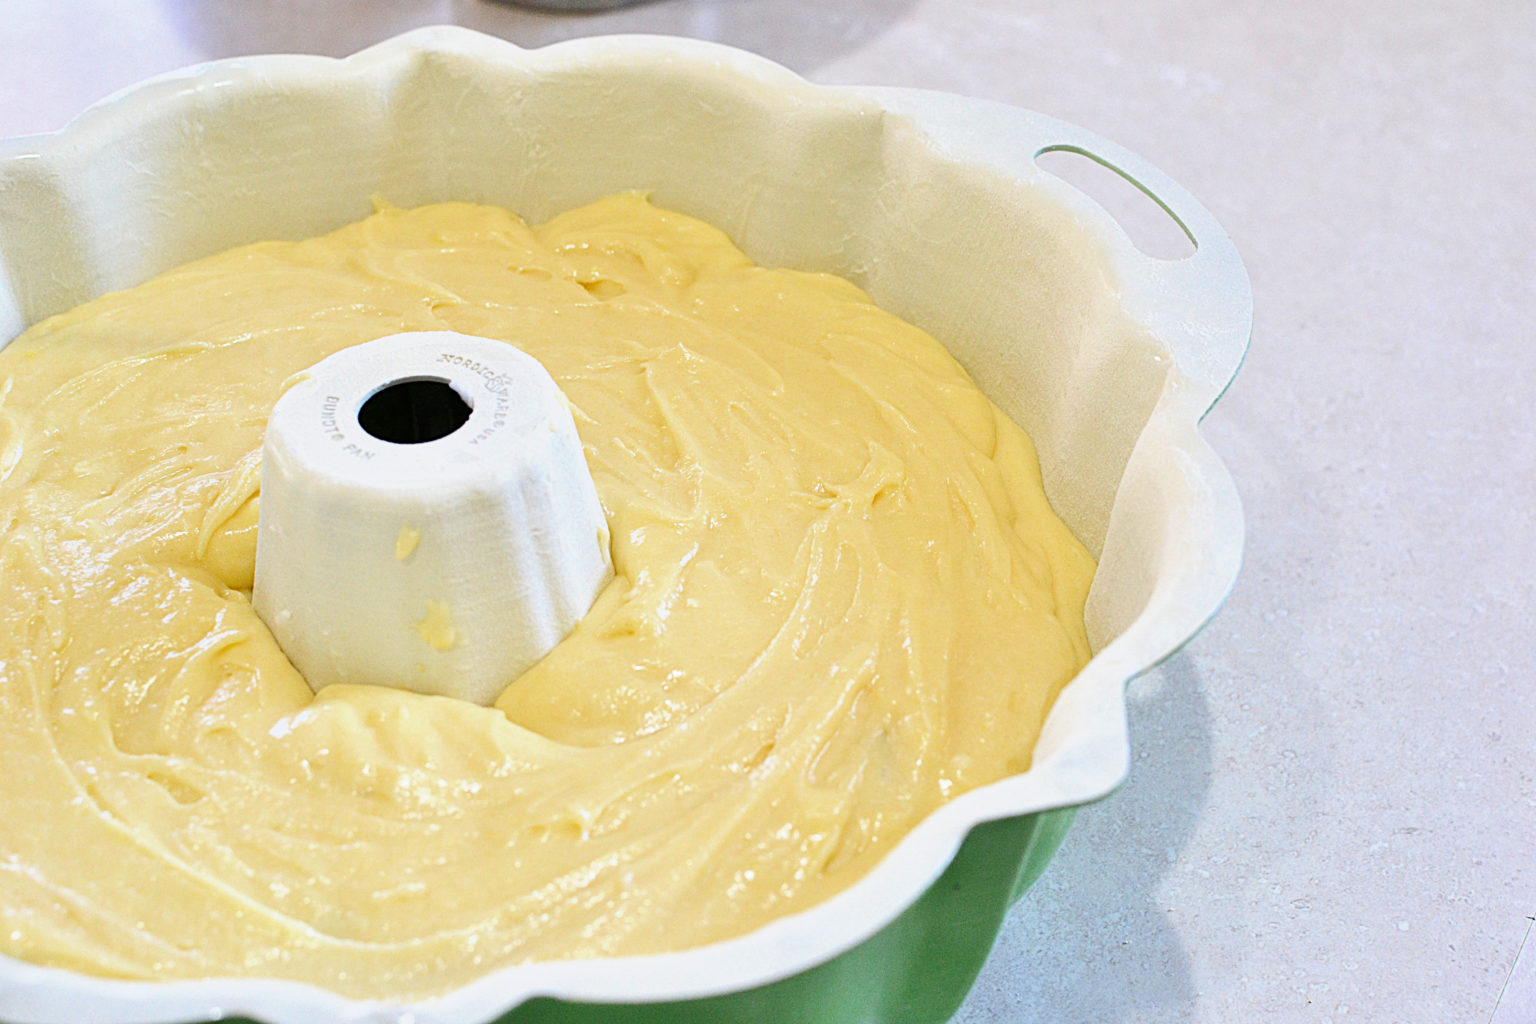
[{"x1": 358, "y1": 378, "x2": 472, "y2": 445}]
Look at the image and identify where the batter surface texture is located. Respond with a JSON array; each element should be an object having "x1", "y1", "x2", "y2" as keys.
[{"x1": 0, "y1": 194, "x2": 1094, "y2": 997}]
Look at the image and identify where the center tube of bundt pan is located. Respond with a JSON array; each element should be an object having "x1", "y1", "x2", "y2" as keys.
[{"x1": 252, "y1": 331, "x2": 612, "y2": 706}]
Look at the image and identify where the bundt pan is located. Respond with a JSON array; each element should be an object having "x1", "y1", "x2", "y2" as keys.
[{"x1": 0, "y1": 26, "x2": 1251, "y2": 1024}]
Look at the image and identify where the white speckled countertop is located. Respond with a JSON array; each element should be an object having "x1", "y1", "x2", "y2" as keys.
[{"x1": 4, "y1": 2, "x2": 1532, "y2": 1022}]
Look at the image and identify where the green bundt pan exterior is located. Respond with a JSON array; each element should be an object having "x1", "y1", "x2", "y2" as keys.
[{"x1": 493, "y1": 808, "x2": 1075, "y2": 1024}]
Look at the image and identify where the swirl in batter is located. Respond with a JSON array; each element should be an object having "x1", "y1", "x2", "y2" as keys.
[{"x1": 0, "y1": 194, "x2": 1094, "y2": 997}]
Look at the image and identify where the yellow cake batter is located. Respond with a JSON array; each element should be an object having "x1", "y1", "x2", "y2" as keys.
[{"x1": 0, "y1": 194, "x2": 1094, "y2": 997}]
